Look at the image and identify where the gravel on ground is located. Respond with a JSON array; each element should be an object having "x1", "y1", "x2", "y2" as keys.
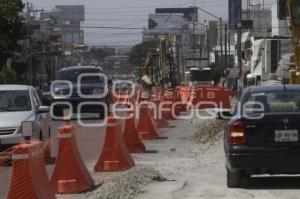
[
  {"x1": 78, "y1": 167, "x2": 164, "y2": 199},
  {"x1": 192, "y1": 119, "x2": 227, "y2": 150}
]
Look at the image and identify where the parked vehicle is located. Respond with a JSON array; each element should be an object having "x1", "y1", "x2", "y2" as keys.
[
  {"x1": 41, "y1": 82, "x2": 52, "y2": 106},
  {"x1": 224, "y1": 84, "x2": 300, "y2": 188},
  {"x1": 52, "y1": 66, "x2": 109, "y2": 118},
  {"x1": 0, "y1": 85, "x2": 51, "y2": 146},
  {"x1": 245, "y1": 37, "x2": 292, "y2": 87}
]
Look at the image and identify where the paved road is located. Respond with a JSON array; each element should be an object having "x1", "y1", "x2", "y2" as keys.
[
  {"x1": 0, "y1": 114, "x2": 106, "y2": 198},
  {"x1": 2, "y1": 111, "x2": 300, "y2": 199},
  {"x1": 135, "y1": 112, "x2": 300, "y2": 199}
]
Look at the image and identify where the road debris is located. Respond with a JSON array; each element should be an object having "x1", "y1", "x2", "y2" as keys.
[
  {"x1": 79, "y1": 167, "x2": 163, "y2": 199},
  {"x1": 193, "y1": 119, "x2": 226, "y2": 148}
]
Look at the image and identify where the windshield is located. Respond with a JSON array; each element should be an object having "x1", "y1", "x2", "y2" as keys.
[
  {"x1": 0, "y1": 90, "x2": 31, "y2": 112},
  {"x1": 57, "y1": 69, "x2": 104, "y2": 83},
  {"x1": 243, "y1": 90, "x2": 300, "y2": 114}
]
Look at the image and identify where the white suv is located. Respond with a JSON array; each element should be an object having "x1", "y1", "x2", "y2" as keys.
[{"x1": 0, "y1": 85, "x2": 51, "y2": 145}]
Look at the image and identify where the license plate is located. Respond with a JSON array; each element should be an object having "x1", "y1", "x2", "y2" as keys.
[{"x1": 275, "y1": 130, "x2": 298, "y2": 142}]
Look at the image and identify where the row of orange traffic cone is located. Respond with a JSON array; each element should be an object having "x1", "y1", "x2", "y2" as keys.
[{"x1": 6, "y1": 102, "x2": 168, "y2": 198}]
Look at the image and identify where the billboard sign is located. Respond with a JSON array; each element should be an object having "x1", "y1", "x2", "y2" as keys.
[
  {"x1": 55, "y1": 5, "x2": 85, "y2": 21},
  {"x1": 155, "y1": 8, "x2": 198, "y2": 22},
  {"x1": 228, "y1": 0, "x2": 242, "y2": 29}
]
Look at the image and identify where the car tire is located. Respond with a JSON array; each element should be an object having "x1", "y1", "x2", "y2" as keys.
[{"x1": 227, "y1": 169, "x2": 242, "y2": 188}]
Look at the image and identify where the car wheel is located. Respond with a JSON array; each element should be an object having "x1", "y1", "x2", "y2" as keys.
[{"x1": 227, "y1": 169, "x2": 242, "y2": 188}]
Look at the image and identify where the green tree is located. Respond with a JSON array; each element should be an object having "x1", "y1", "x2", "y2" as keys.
[
  {"x1": 128, "y1": 39, "x2": 160, "y2": 66},
  {"x1": 0, "y1": 0, "x2": 25, "y2": 65},
  {"x1": 0, "y1": 68, "x2": 17, "y2": 83}
]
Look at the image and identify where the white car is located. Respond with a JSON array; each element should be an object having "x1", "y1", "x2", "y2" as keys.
[{"x1": 0, "y1": 85, "x2": 51, "y2": 145}]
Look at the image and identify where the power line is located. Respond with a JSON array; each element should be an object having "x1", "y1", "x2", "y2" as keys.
[
  {"x1": 53, "y1": 25, "x2": 142, "y2": 30},
  {"x1": 34, "y1": 1, "x2": 195, "y2": 11}
]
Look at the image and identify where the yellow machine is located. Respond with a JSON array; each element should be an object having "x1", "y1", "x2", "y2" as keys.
[{"x1": 287, "y1": 0, "x2": 300, "y2": 83}]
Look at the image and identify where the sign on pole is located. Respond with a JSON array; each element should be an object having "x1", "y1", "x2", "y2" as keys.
[{"x1": 228, "y1": 0, "x2": 242, "y2": 30}]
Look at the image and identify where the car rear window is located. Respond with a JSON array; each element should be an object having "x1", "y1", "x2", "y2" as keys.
[
  {"x1": 243, "y1": 90, "x2": 300, "y2": 113},
  {"x1": 57, "y1": 69, "x2": 104, "y2": 83}
]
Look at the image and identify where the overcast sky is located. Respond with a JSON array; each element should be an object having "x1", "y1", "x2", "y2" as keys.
[{"x1": 27, "y1": 0, "x2": 275, "y2": 46}]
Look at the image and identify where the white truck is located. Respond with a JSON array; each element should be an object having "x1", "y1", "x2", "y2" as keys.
[{"x1": 246, "y1": 37, "x2": 292, "y2": 86}]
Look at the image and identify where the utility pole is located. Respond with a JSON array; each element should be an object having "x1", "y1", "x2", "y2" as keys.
[
  {"x1": 26, "y1": 2, "x2": 33, "y2": 85},
  {"x1": 25, "y1": 2, "x2": 45, "y2": 86},
  {"x1": 206, "y1": 22, "x2": 210, "y2": 66},
  {"x1": 193, "y1": 4, "x2": 196, "y2": 68},
  {"x1": 196, "y1": 6, "x2": 222, "y2": 69},
  {"x1": 224, "y1": 24, "x2": 227, "y2": 69},
  {"x1": 41, "y1": 10, "x2": 47, "y2": 87},
  {"x1": 220, "y1": 18, "x2": 223, "y2": 70},
  {"x1": 237, "y1": 22, "x2": 242, "y2": 98},
  {"x1": 247, "y1": 0, "x2": 251, "y2": 19},
  {"x1": 228, "y1": 30, "x2": 231, "y2": 67}
]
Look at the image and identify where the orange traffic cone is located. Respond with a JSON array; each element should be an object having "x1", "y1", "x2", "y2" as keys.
[
  {"x1": 123, "y1": 111, "x2": 146, "y2": 153},
  {"x1": 157, "y1": 114, "x2": 169, "y2": 129},
  {"x1": 137, "y1": 104, "x2": 159, "y2": 140},
  {"x1": 7, "y1": 141, "x2": 56, "y2": 199},
  {"x1": 50, "y1": 123, "x2": 94, "y2": 194},
  {"x1": 149, "y1": 107, "x2": 169, "y2": 129},
  {"x1": 94, "y1": 116, "x2": 135, "y2": 172}
]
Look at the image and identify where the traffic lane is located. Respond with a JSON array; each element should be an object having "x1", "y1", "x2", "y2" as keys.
[
  {"x1": 0, "y1": 116, "x2": 107, "y2": 199},
  {"x1": 0, "y1": 167, "x2": 11, "y2": 198},
  {"x1": 135, "y1": 112, "x2": 300, "y2": 199},
  {"x1": 51, "y1": 116, "x2": 107, "y2": 164}
]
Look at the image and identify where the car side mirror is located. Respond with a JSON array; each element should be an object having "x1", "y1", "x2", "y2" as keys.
[{"x1": 37, "y1": 106, "x2": 50, "y2": 114}]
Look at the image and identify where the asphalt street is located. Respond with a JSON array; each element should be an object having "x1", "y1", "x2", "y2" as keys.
[{"x1": 2, "y1": 112, "x2": 300, "y2": 199}]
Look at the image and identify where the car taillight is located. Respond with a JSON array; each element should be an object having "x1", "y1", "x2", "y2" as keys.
[{"x1": 228, "y1": 120, "x2": 247, "y2": 145}]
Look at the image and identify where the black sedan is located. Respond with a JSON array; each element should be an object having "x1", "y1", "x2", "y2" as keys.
[
  {"x1": 51, "y1": 66, "x2": 109, "y2": 119},
  {"x1": 224, "y1": 84, "x2": 300, "y2": 188}
]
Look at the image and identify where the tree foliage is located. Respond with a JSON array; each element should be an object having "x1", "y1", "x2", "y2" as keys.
[
  {"x1": 128, "y1": 39, "x2": 160, "y2": 66},
  {"x1": 90, "y1": 47, "x2": 114, "y2": 62},
  {"x1": 0, "y1": 0, "x2": 24, "y2": 62},
  {"x1": 0, "y1": 68, "x2": 17, "y2": 83}
]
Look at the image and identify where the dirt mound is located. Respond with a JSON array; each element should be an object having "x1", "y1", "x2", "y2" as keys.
[
  {"x1": 193, "y1": 119, "x2": 226, "y2": 146},
  {"x1": 80, "y1": 167, "x2": 163, "y2": 199}
]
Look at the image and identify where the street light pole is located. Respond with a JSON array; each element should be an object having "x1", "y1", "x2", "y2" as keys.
[
  {"x1": 206, "y1": 22, "x2": 210, "y2": 66},
  {"x1": 220, "y1": 18, "x2": 223, "y2": 69},
  {"x1": 224, "y1": 23, "x2": 227, "y2": 69},
  {"x1": 196, "y1": 7, "x2": 223, "y2": 68}
]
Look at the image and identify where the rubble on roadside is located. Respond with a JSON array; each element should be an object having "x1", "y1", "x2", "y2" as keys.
[
  {"x1": 193, "y1": 119, "x2": 226, "y2": 147},
  {"x1": 78, "y1": 167, "x2": 163, "y2": 199}
]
